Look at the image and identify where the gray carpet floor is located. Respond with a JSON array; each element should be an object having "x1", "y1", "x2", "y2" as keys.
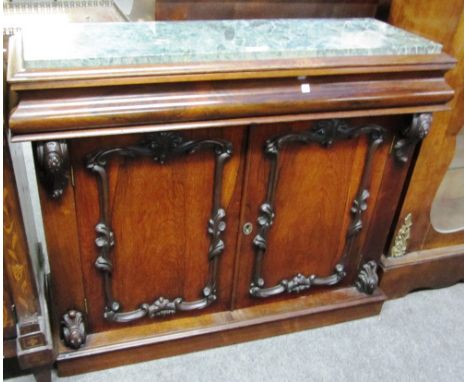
[{"x1": 7, "y1": 283, "x2": 464, "y2": 382}]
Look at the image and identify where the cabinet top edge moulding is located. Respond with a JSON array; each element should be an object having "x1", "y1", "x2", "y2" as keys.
[
  {"x1": 7, "y1": 18, "x2": 455, "y2": 142},
  {"x1": 8, "y1": 18, "x2": 452, "y2": 89}
]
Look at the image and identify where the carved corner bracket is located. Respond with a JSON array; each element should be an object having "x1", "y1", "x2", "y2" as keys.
[
  {"x1": 61, "y1": 309, "x2": 86, "y2": 349},
  {"x1": 355, "y1": 261, "x2": 378, "y2": 295},
  {"x1": 36, "y1": 141, "x2": 69, "y2": 199},
  {"x1": 393, "y1": 113, "x2": 433, "y2": 163},
  {"x1": 86, "y1": 131, "x2": 232, "y2": 323},
  {"x1": 390, "y1": 213, "x2": 413, "y2": 257},
  {"x1": 250, "y1": 118, "x2": 385, "y2": 299}
]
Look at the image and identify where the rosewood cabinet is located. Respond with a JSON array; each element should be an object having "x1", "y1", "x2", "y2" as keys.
[{"x1": 6, "y1": 19, "x2": 454, "y2": 375}]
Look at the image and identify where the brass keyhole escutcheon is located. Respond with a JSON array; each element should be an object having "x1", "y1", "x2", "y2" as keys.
[{"x1": 243, "y1": 222, "x2": 253, "y2": 235}]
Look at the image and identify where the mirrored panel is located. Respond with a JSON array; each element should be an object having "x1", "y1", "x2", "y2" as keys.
[{"x1": 431, "y1": 128, "x2": 464, "y2": 233}]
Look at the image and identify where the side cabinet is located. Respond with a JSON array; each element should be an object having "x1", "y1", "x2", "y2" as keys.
[{"x1": 6, "y1": 18, "x2": 455, "y2": 375}]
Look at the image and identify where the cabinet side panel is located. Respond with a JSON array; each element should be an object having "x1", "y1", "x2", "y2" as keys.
[
  {"x1": 38, "y1": 160, "x2": 87, "y2": 327},
  {"x1": 388, "y1": 0, "x2": 464, "y2": 252},
  {"x1": 3, "y1": 141, "x2": 40, "y2": 320}
]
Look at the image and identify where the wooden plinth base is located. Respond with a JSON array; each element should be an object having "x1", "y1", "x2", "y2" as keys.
[
  {"x1": 57, "y1": 286, "x2": 385, "y2": 376},
  {"x1": 379, "y1": 245, "x2": 464, "y2": 299}
]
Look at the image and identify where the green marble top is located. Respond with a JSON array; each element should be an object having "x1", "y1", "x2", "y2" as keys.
[{"x1": 19, "y1": 18, "x2": 442, "y2": 70}]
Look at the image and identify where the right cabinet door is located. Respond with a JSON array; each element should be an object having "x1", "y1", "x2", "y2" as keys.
[{"x1": 234, "y1": 116, "x2": 414, "y2": 308}]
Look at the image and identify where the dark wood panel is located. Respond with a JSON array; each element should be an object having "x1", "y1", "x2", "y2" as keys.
[
  {"x1": 155, "y1": 0, "x2": 380, "y2": 20},
  {"x1": 235, "y1": 117, "x2": 396, "y2": 308},
  {"x1": 70, "y1": 127, "x2": 246, "y2": 332}
]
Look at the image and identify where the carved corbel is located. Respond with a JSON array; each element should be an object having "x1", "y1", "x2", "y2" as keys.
[
  {"x1": 36, "y1": 141, "x2": 69, "y2": 199},
  {"x1": 61, "y1": 309, "x2": 86, "y2": 349},
  {"x1": 355, "y1": 261, "x2": 378, "y2": 295},
  {"x1": 393, "y1": 113, "x2": 433, "y2": 163}
]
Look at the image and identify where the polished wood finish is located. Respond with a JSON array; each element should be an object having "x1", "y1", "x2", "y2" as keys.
[
  {"x1": 8, "y1": 50, "x2": 455, "y2": 91},
  {"x1": 379, "y1": 0, "x2": 463, "y2": 299},
  {"x1": 379, "y1": 246, "x2": 463, "y2": 298},
  {"x1": 56, "y1": 287, "x2": 385, "y2": 376},
  {"x1": 9, "y1": 104, "x2": 450, "y2": 143},
  {"x1": 38, "y1": 167, "x2": 87, "y2": 329},
  {"x1": 9, "y1": 71, "x2": 453, "y2": 136},
  {"x1": 155, "y1": 0, "x2": 382, "y2": 21},
  {"x1": 235, "y1": 116, "x2": 399, "y2": 307},
  {"x1": 63, "y1": 128, "x2": 246, "y2": 332},
  {"x1": 387, "y1": 1, "x2": 464, "y2": 253}
]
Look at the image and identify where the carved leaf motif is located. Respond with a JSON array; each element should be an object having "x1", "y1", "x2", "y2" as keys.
[
  {"x1": 257, "y1": 203, "x2": 275, "y2": 227},
  {"x1": 253, "y1": 234, "x2": 267, "y2": 250},
  {"x1": 86, "y1": 132, "x2": 231, "y2": 322},
  {"x1": 251, "y1": 118, "x2": 385, "y2": 299},
  {"x1": 94, "y1": 223, "x2": 115, "y2": 272},
  {"x1": 143, "y1": 132, "x2": 184, "y2": 164},
  {"x1": 351, "y1": 189, "x2": 370, "y2": 215},
  {"x1": 394, "y1": 113, "x2": 433, "y2": 163},
  {"x1": 355, "y1": 261, "x2": 378, "y2": 295},
  {"x1": 208, "y1": 208, "x2": 226, "y2": 234},
  {"x1": 141, "y1": 297, "x2": 183, "y2": 318},
  {"x1": 36, "y1": 141, "x2": 69, "y2": 199},
  {"x1": 281, "y1": 273, "x2": 315, "y2": 293},
  {"x1": 61, "y1": 310, "x2": 86, "y2": 349},
  {"x1": 208, "y1": 208, "x2": 226, "y2": 260}
]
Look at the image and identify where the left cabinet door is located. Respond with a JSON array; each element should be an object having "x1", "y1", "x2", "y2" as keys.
[{"x1": 38, "y1": 127, "x2": 247, "y2": 337}]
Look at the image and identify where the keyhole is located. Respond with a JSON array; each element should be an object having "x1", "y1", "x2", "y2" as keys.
[{"x1": 243, "y1": 222, "x2": 253, "y2": 235}]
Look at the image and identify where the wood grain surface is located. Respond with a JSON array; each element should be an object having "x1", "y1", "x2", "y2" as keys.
[
  {"x1": 68, "y1": 127, "x2": 246, "y2": 332},
  {"x1": 155, "y1": 0, "x2": 382, "y2": 20},
  {"x1": 387, "y1": 0, "x2": 464, "y2": 252}
]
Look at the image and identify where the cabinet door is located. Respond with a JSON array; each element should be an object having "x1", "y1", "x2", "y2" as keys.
[
  {"x1": 234, "y1": 116, "x2": 411, "y2": 308},
  {"x1": 39, "y1": 127, "x2": 246, "y2": 333}
]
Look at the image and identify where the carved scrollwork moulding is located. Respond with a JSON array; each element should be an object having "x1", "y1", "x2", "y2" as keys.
[
  {"x1": 86, "y1": 131, "x2": 232, "y2": 323},
  {"x1": 355, "y1": 261, "x2": 379, "y2": 295},
  {"x1": 250, "y1": 118, "x2": 385, "y2": 298},
  {"x1": 36, "y1": 140, "x2": 69, "y2": 199},
  {"x1": 61, "y1": 309, "x2": 86, "y2": 349},
  {"x1": 393, "y1": 113, "x2": 433, "y2": 163}
]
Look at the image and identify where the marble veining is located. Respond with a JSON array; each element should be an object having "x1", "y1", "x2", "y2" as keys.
[{"x1": 20, "y1": 18, "x2": 442, "y2": 69}]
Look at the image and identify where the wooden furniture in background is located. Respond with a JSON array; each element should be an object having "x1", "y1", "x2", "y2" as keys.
[
  {"x1": 379, "y1": 0, "x2": 464, "y2": 298},
  {"x1": 154, "y1": 0, "x2": 390, "y2": 20}
]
